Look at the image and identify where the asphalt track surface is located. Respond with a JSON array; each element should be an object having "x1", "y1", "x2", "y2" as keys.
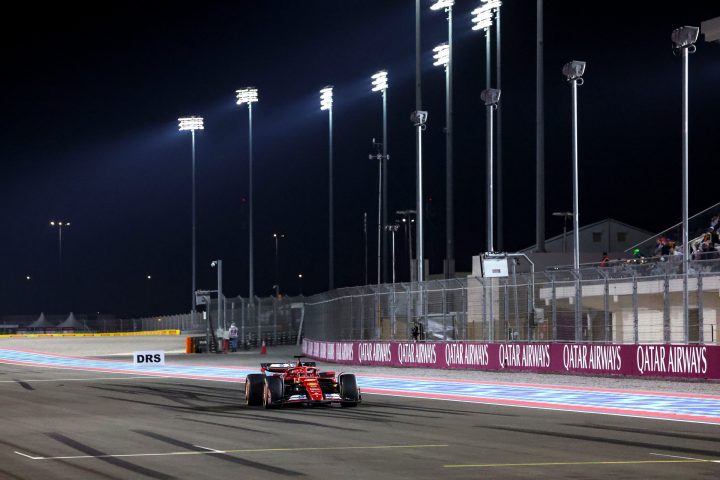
[{"x1": 1, "y1": 338, "x2": 719, "y2": 479}]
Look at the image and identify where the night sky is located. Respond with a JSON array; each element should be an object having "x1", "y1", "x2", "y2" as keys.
[{"x1": 2, "y1": 1, "x2": 718, "y2": 317}]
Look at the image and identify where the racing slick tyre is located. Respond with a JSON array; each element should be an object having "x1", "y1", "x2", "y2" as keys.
[
  {"x1": 245, "y1": 374, "x2": 264, "y2": 406},
  {"x1": 263, "y1": 375, "x2": 284, "y2": 409},
  {"x1": 339, "y1": 374, "x2": 360, "y2": 407}
]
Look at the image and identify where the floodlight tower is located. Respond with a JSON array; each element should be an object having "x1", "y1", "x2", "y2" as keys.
[
  {"x1": 671, "y1": 26, "x2": 699, "y2": 343},
  {"x1": 236, "y1": 87, "x2": 259, "y2": 339},
  {"x1": 472, "y1": 1, "x2": 500, "y2": 252},
  {"x1": 562, "y1": 61, "x2": 585, "y2": 272},
  {"x1": 371, "y1": 70, "x2": 389, "y2": 285},
  {"x1": 49, "y1": 220, "x2": 71, "y2": 268},
  {"x1": 562, "y1": 60, "x2": 585, "y2": 342},
  {"x1": 320, "y1": 86, "x2": 334, "y2": 290},
  {"x1": 480, "y1": 89, "x2": 501, "y2": 252},
  {"x1": 431, "y1": 0, "x2": 455, "y2": 278},
  {"x1": 178, "y1": 116, "x2": 204, "y2": 326}
]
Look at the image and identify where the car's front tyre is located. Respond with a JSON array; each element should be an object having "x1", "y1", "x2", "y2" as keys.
[{"x1": 339, "y1": 374, "x2": 360, "y2": 407}]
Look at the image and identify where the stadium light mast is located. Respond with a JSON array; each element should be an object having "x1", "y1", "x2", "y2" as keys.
[
  {"x1": 562, "y1": 60, "x2": 585, "y2": 343},
  {"x1": 178, "y1": 116, "x2": 203, "y2": 332},
  {"x1": 672, "y1": 26, "x2": 699, "y2": 344},
  {"x1": 236, "y1": 87, "x2": 259, "y2": 341},
  {"x1": 371, "y1": 70, "x2": 389, "y2": 285},
  {"x1": 320, "y1": 86, "x2": 334, "y2": 290},
  {"x1": 562, "y1": 61, "x2": 585, "y2": 272},
  {"x1": 432, "y1": 0, "x2": 455, "y2": 278},
  {"x1": 480, "y1": 89, "x2": 501, "y2": 253}
]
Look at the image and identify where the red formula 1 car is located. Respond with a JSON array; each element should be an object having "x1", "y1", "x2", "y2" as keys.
[{"x1": 244, "y1": 356, "x2": 361, "y2": 408}]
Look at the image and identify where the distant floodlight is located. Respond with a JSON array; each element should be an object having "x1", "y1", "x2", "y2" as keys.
[
  {"x1": 371, "y1": 70, "x2": 388, "y2": 92},
  {"x1": 562, "y1": 60, "x2": 586, "y2": 81},
  {"x1": 481, "y1": 88, "x2": 501, "y2": 106},
  {"x1": 236, "y1": 87, "x2": 259, "y2": 106},
  {"x1": 433, "y1": 44, "x2": 450, "y2": 67},
  {"x1": 430, "y1": 0, "x2": 454, "y2": 11},
  {"x1": 320, "y1": 86, "x2": 333, "y2": 111},
  {"x1": 471, "y1": 7, "x2": 495, "y2": 30},
  {"x1": 472, "y1": 1, "x2": 501, "y2": 31},
  {"x1": 671, "y1": 26, "x2": 700, "y2": 49},
  {"x1": 178, "y1": 116, "x2": 204, "y2": 131}
]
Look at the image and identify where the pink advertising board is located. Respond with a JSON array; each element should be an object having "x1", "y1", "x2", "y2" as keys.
[{"x1": 302, "y1": 339, "x2": 720, "y2": 380}]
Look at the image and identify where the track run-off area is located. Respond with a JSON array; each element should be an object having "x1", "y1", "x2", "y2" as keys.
[{"x1": 1, "y1": 339, "x2": 719, "y2": 479}]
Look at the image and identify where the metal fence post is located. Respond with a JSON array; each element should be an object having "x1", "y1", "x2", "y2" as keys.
[
  {"x1": 273, "y1": 297, "x2": 278, "y2": 345},
  {"x1": 360, "y1": 294, "x2": 365, "y2": 340},
  {"x1": 698, "y1": 272, "x2": 704, "y2": 344},
  {"x1": 442, "y1": 284, "x2": 447, "y2": 341},
  {"x1": 551, "y1": 276, "x2": 557, "y2": 341},
  {"x1": 462, "y1": 282, "x2": 468, "y2": 341},
  {"x1": 632, "y1": 274, "x2": 639, "y2": 344},
  {"x1": 663, "y1": 273, "x2": 670, "y2": 343},
  {"x1": 603, "y1": 275, "x2": 610, "y2": 342}
]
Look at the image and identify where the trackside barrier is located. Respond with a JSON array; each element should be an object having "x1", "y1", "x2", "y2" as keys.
[
  {"x1": 0, "y1": 330, "x2": 180, "y2": 339},
  {"x1": 302, "y1": 338, "x2": 720, "y2": 380}
]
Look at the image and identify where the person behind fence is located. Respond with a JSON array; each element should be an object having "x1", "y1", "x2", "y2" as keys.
[
  {"x1": 600, "y1": 252, "x2": 609, "y2": 267},
  {"x1": 229, "y1": 322, "x2": 239, "y2": 352},
  {"x1": 411, "y1": 323, "x2": 420, "y2": 342}
]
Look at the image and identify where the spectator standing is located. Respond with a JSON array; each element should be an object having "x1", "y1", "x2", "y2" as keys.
[{"x1": 229, "y1": 322, "x2": 239, "y2": 352}]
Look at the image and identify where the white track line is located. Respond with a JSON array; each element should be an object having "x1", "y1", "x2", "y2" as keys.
[
  {"x1": 649, "y1": 453, "x2": 720, "y2": 463},
  {"x1": 193, "y1": 445, "x2": 226, "y2": 454},
  {"x1": 14, "y1": 444, "x2": 447, "y2": 461}
]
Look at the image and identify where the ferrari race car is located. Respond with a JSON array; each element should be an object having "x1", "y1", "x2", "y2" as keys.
[{"x1": 244, "y1": 356, "x2": 361, "y2": 408}]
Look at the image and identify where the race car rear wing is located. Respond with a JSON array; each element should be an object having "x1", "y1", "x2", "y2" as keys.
[{"x1": 261, "y1": 361, "x2": 316, "y2": 372}]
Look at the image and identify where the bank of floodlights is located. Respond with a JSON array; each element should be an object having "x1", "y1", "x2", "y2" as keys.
[
  {"x1": 320, "y1": 86, "x2": 333, "y2": 111},
  {"x1": 433, "y1": 43, "x2": 450, "y2": 68},
  {"x1": 371, "y1": 70, "x2": 388, "y2": 92},
  {"x1": 178, "y1": 116, "x2": 204, "y2": 131},
  {"x1": 472, "y1": 0, "x2": 501, "y2": 31},
  {"x1": 430, "y1": 0, "x2": 454, "y2": 11},
  {"x1": 236, "y1": 87, "x2": 259, "y2": 106}
]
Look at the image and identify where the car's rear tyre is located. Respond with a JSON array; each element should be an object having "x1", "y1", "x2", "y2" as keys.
[
  {"x1": 339, "y1": 374, "x2": 360, "y2": 407},
  {"x1": 245, "y1": 374, "x2": 264, "y2": 406},
  {"x1": 263, "y1": 375, "x2": 284, "y2": 409}
]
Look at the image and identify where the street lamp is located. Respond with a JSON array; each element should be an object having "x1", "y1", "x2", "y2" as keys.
[
  {"x1": 320, "y1": 86, "x2": 334, "y2": 290},
  {"x1": 371, "y1": 70, "x2": 389, "y2": 284},
  {"x1": 178, "y1": 116, "x2": 203, "y2": 327},
  {"x1": 273, "y1": 233, "x2": 285, "y2": 297},
  {"x1": 481, "y1": 88, "x2": 501, "y2": 252},
  {"x1": 432, "y1": 1, "x2": 455, "y2": 280},
  {"x1": 552, "y1": 212, "x2": 573, "y2": 253},
  {"x1": 562, "y1": 60, "x2": 585, "y2": 271},
  {"x1": 236, "y1": 87, "x2": 258, "y2": 338},
  {"x1": 672, "y1": 26, "x2": 699, "y2": 343},
  {"x1": 49, "y1": 221, "x2": 70, "y2": 267}
]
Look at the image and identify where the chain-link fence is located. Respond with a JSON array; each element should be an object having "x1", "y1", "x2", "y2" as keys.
[
  {"x1": 10, "y1": 257, "x2": 718, "y2": 347},
  {"x1": 123, "y1": 295, "x2": 305, "y2": 348},
  {"x1": 300, "y1": 256, "x2": 720, "y2": 344}
]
